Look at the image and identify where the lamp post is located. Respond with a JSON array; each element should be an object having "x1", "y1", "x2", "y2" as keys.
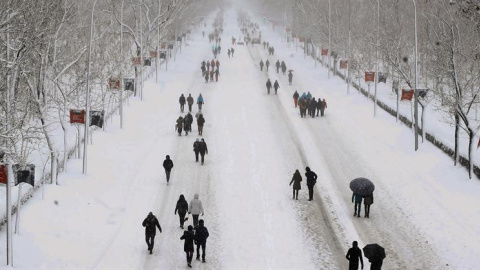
[
  {"x1": 5, "y1": 30, "x2": 13, "y2": 266},
  {"x1": 327, "y1": 0, "x2": 331, "y2": 79},
  {"x1": 83, "y1": 0, "x2": 98, "y2": 175},
  {"x1": 120, "y1": 0, "x2": 124, "y2": 129},
  {"x1": 413, "y1": 0, "x2": 419, "y2": 150},
  {"x1": 374, "y1": 0, "x2": 379, "y2": 117},
  {"x1": 347, "y1": 0, "x2": 351, "y2": 95}
]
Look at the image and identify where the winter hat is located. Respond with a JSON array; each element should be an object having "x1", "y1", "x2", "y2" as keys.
[
  {"x1": 188, "y1": 225, "x2": 193, "y2": 231},
  {"x1": 166, "y1": 155, "x2": 170, "y2": 159},
  {"x1": 199, "y1": 219, "x2": 204, "y2": 225},
  {"x1": 201, "y1": 138, "x2": 205, "y2": 142},
  {"x1": 306, "y1": 167, "x2": 311, "y2": 172}
]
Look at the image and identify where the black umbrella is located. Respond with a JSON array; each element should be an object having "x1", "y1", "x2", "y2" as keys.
[
  {"x1": 350, "y1": 177, "x2": 375, "y2": 196},
  {"x1": 363, "y1": 243, "x2": 386, "y2": 260}
]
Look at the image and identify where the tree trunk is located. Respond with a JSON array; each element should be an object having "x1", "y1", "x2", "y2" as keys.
[
  {"x1": 454, "y1": 112, "x2": 460, "y2": 165},
  {"x1": 468, "y1": 129, "x2": 474, "y2": 179}
]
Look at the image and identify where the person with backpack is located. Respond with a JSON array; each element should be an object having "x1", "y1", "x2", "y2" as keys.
[
  {"x1": 175, "y1": 194, "x2": 189, "y2": 229},
  {"x1": 266, "y1": 79, "x2": 272, "y2": 94},
  {"x1": 305, "y1": 167, "x2": 317, "y2": 201},
  {"x1": 197, "y1": 94, "x2": 204, "y2": 110},
  {"x1": 162, "y1": 155, "x2": 174, "y2": 184},
  {"x1": 142, "y1": 212, "x2": 162, "y2": 254},
  {"x1": 289, "y1": 169, "x2": 302, "y2": 200},
  {"x1": 180, "y1": 225, "x2": 195, "y2": 267},
  {"x1": 346, "y1": 241, "x2": 364, "y2": 270},
  {"x1": 197, "y1": 114, "x2": 205, "y2": 135},
  {"x1": 198, "y1": 138, "x2": 208, "y2": 165},
  {"x1": 195, "y1": 219, "x2": 210, "y2": 263},
  {"x1": 179, "y1": 94, "x2": 186, "y2": 112},
  {"x1": 188, "y1": 193, "x2": 204, "y2": 228},
  {"x1": 273, "y1": 80, "x2": 280, "y2": 95},
  {"x1": 187, "y1": 94, "x2": 194, "y2": 112}
]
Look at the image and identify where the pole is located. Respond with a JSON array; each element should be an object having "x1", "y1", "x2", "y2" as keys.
[
  {"x1": 374, "y1": 0, "x2": 379, "y2": 117},
  {"x1": 83, "y1": 0, "x2": 98, "y2": 175},
  {"x1": 139, "y1": 0, "x2": 143, "y2": 101},
  {"x1": 157, "y1": 0, "x2": 161, "y2": 83},
  {"x1": 120, "y1": 0, "x2": 124, "y2": 129},
  {"x1": 328, "y1": 0, "x2": 331, "y2": 79},
  {"x1": 347, "y1": 0, "x2": 351, "y2": 95},
  {"x1": 413, "y1": 0, "x2": 419, "y2": 150},
  {"x1": 6, "y1": 30, "x2": 13, "y2": 266},
  {"x1": 15, "y1": 184, "x2": 21, "y2": 234}
]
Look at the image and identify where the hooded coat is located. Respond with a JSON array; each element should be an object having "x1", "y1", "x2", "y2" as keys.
[
  {"x1": 142, "y1": 213, "x2": 162, "y2": 236},
  {"x1": 163, "y1": 156, "x2": 174, "y2": 172},
  {"x1": 175, "y1": 195, "x2": 189, "y2": 215},
  {"x1": 189, "y1": 194, "x2": 204, "y2": 215},
  {"x1": 195, "y1": 222, "x2": 210, "y2": 244},
  {"x1": 180, "y1": 229, "x2": 195, "y2": 252},
  {"x1": 290, "y1": 170, "x2": 302, "y2": 190}
]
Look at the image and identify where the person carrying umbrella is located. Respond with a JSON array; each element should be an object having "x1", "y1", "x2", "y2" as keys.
[
  {"x1": 363, "y1": 193, "x2": 374, "y2": 218},
  {"x1": 363, "y1": 243, "x2": 386, "y2": 270},
  {"x1": 346, "y1": 241, "x2": 364, "y2": 270},
  {"x1": 352, "y1": 193, "x2": 363, "y2": 218}
]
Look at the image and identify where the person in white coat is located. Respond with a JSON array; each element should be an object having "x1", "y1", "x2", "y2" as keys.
[{"x1": 188, "y1": 193, "x2": 204, "y2": 228}]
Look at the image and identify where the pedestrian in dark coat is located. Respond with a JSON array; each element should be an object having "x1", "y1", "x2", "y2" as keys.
[
  {"x1": 163, "y1": 155, "x2": 174, "y2": 184},
  {"x1": 175, "y1": 194, "x2": 189, "y2": 229},
  {"x1": 309, "y1": 98, "x2": 317, "y2": 118},
  {"x1": 195, "y1": 219, "x2": 210, "y2": 263},
  {"x1": 206, "y1": 61, "x2": 210, "y2": 71},
  {"x1": 260, "y1": 60, "x2": 264, "y2": 71},
  {"x1": 266, "y1": 79, "x2": 272, "y2": 94},
  {"x1": 316, "y1": 97, "x2": 322, "y2": 116},
  {"x1": 369, "y1": 257, "x2": 384, "y2": 270},
  {"x1": 180, "y1": 225, "x2": 196, "y2": 267},
  {"x1": 363, "y1": 193, "x2": 374, "y2": 218},
  {"x1": 204, "y1": 72, "x2": 209, "y2": 83},
  {"x1": 176, "y1": 116, "x2": 184, "y2": 136},
  {"x1": 187, "y1": 94, "x2": 194, "y2": 112},
  {"x1": 289, "y1": 169, "x2": 302, "y2": 200},
  {"x1": 305, "y1": 167, "x2": 317, "y2": 201},
  {"x1": 215, "y1": 69, "x2": 219, "y2": 82},
  {"x1": 227, "y1": 49, "x2": 231, "y2": 58},
  {"x1": 321, "y1": 98, "x2": 327, "y2": 116},
  {"x1": 275, "y1": 60, "x2": 280, "y2": 73},
  {"x1": 273, "y1": 80, "x2": 280, "y2": 94},
  {"x1": 299, "y1": 98, "x2": 307, "y2": 118},
  {"x1": 142, "y1": 212, "x2": 162, "y2": 254},
  {"x1": 197, "y1": 114, "x2": 205, "y2": 135},
  {"x1": 231, "y1": 47, "x2": 235, "y2": 57},
  {"x1": 265, "y1": 60, "x2": 270, "y2": 71},
  {"x1": 281, "y1": 61, "x2": 286, "y2": 75},
  {"x1": 198, "y1": 139, "x2": 208, "y2": 165},
  {"x1": 293, "y1": 90, "x2": 299, "y2": 108},
  {"x1": 288, "y1": 71, "x2": 293, "y2": 85},
  {"x1": 352, "y1": 193, "x2": 363, "y2": 217},
  {"x1": 346, "y1": 241, "x2": 364, "y2": 270},
  {"x1": 179, "y1": 94, "x2": 186, "y2": 112},
  {"x1": 193, "y1": 139, "x2": 200, "y2": 162},
  {"x1": 209, "y1": 70, "x2": 214, "y2": 81}
]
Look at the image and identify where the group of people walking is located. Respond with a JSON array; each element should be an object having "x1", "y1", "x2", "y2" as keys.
[
  {"x1": 293, "y1": 90, "x2": 327, "y2": 118},
  {"x1": 265, "y1": 78, "x2": 280, "y2": 95},
  {"x1": 176, "y1": 94, "x2": 205, "y2": 136},
  {"x1": 289, "y1": 167, "x2": 318, "y2": 201},
  {"x1": 201, "y1": 60, "x2": 220, "y2": 83}
]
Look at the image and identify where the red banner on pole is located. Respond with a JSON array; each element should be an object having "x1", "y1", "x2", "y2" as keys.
[
  {"x1": 340, "y1": 60, "x2": 348, "y2": 69},
  {"x1": 0, "y1": 164, "x2": 7, "y2": 185},
  {"x1": 70, "y1": 110, "x2": 86, "y2": 124},
  {"x1": 131, "y1": 57, "x2": 141, "y2": 66},
  {"x1": 401, "y1": 89, "x2": 414, "y2": 101},
  {"x1": 292, "y1": 33, "x2": 297, "y2": 38},
  {"x1": 150, "y1": 51, "x2": 158, "y2": 58},
  {"x1": 161, "y1": 43, "x2": 166, "y2": 49},
  {"x1": 365, "y1": 71, "x2": 375, "y2": 83},
  {"x1": 108, "y1": 78, "x2": 121, "y2": 90},
  {"x1": 299, "y1": 37, "x2": 305, "y2": 42},
  {"x1": 321, "y1": 49, "x2": 328, "y2": 56}
]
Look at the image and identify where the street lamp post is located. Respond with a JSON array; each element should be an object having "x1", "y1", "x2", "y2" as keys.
[
  {"x1": 413, "y1": 0, "x2": 419, "y2": 150},
  {"x1": 120, "y1": 0, "x2": 124, "y2": 129},
  {"x1": 328, "y1": 0, "x2": 331, "y2": 79},
  {"x1": 374, "y1": 0, "x2": 379, "y2": 117},
  {"x1": 83, "y1": 0, "x2": 98, "y2": 175},
  {"x1": 347, "y1": 0, "x2": 351, "y2": 95}
]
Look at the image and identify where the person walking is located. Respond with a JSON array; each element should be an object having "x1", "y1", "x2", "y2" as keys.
[
  {"x1": 179, "y1": 94, "x2": 186, "y2": 112},
  {"x1": 215, "y1": 68, "x2": 219, "y2": 82},
  {"x1": 305, "y1": 167, "x2": 317, "y2": 201},
  {"x1": 273, "y1": 80, "x2": 280, "y2": 95},
  {"x1": 175, "y1": 194, "x2": 189, "y2": 229},
  {"x1": 309, "y1": 98, "x2": 317, "y2": 118},
  {"x1": 197, "y1": 94, "x2": 204, "y2": 110},
  {"x1": 260, "y1": 60, "x2": 264, "y2": 71},
  {"x1": 187, "y1": 94, "x2": 194, "y2": 112},
  {"x1": 281, "y1": 61, "x2": 286, "y2": 75},
  {"x1": 316, "y1": 97, "x2": 322, "y2": 117},
  {"x1": 275, "y1": 60, "x2": 280, "y2": 73},
  {"x1": 198, "y1": 138, "x2": 208, "y2": 165},
  {"x1": 346, "y1": 241, "x2": 364, "y2": 270},
  {"x1": 363, "y1": 193, "x2": 374, "y2": 218},
  {"x1": 352, "y1": 193, "x2": 363, "y2": 218},
  {"x1": 195, "y1": 219, "x2": 210, "y2": 263},
  {"x1": 180, "y1": 225, "x2": 195, "y2": 268},
  {"x1": 227, "y1": 49, "x2": 231, "y2": 58},
  {"x1": 320, "y1": 98, "x2": 327, "y2": 116},
  {"x1": 193, "y1": 139, "x2": 200, "y2": 162},
  {"x1": 231, "y1": 47, "x2": 235, "y2": 57},
  {"x1": 265, "y1": 59, "x2": 270, "y2": 71},
  {"x1": 293, "y1": 90, "x2": 299, "y2": 108},
  {"x1": 204, "y1": 71, "x2": 209, "y2": 83},
  {"x1": 266, "y1": 79, "x2": 272, "y2": 95},
  {"x1": 163, "y1": 155, "x2": 174, "y2": 184},
  {"x1": 176, "y1": 116, "x2": 184, "y2": 136},
  {"x1": 197, "y1": 114, "x2": 205, "y2": 135},
  {"x1": 289, "y1": 169, "x2": 302, "y2": 200},
  {"x1": 142, "y1": 212, "x2": 162, "y2": 254},
  {"x1": 369, "y1": 257, "x2": 384, "y2": 270},
  {"x1": 188, "y1": 193, "x2": 204, "y2": 228},
  {"x1": 299, "y1": 98, "x2": 307, "y2": 118},
  {"x1": 288, "y1": 70, "x2": 293, "y2": 85},
  {"x1": 209, "y1": 70, "x2": 214, "y2": 81}
]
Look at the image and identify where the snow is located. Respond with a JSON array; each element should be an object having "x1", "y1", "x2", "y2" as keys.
[{"x1": 1, "y1": 10, "x2": 480, "y2": 270}]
